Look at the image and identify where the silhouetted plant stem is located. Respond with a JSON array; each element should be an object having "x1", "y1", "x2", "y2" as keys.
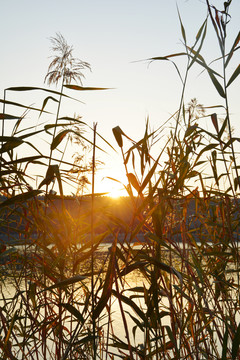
[
  {"x1": 206, "y1": 0, "x2": 239, "y2": 193},
  {"x1": 1, "y1": 89, "x2": 6, "y2": 138},
  {"x1": 91, "y1": 122, "x2": 97, "y2": 359},
  {"x1": 114, "y1": 274, "x2": 134, "y2": 359},
  {"x1": 1, "y1": 89, "x2": 6, "y2": 175},
  {"x1": 223, "y1": 66, "x2": 240, "y2": 192},
  {"x1": 41, "y1": 81, "x2": 65, "y2": 360},
  {"x1": 206, "y1": 0, "x2": 240, "y2": 303},
  {"x1": 121, "y1": 147, "x2": 134, "y2": 199},
  {"x1": 48, "y1": 79, "x2": 64, "y2": 169},
  {"x1": 170, "y1": 69, "x2": 188, "y2": 158}
]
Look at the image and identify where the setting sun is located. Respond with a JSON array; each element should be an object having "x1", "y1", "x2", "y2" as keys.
[
  {"x1": 106, "y1": 180, "x2": 127, "y2": 198},
  {"x1": 108, "y1": 188, "x2": 124, "y2": 198},
  {"x1": 94, "y1": 173, "x2": 129, "y2": 198}
]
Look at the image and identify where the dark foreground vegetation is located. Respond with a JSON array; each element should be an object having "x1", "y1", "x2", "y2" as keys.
[{"x1": 1, "y1": 1, "x2": 240, "y2": 359}]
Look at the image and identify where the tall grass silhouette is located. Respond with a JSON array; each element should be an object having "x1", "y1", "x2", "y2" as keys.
[{"x1": 1, "y1": 1, "x2": 240, "y2": 359}]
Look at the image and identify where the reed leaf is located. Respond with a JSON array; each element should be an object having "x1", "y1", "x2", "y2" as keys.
[
  {"x1": 219, "y1": 117, "x2": 228, "y2": 139},
  {"x1": 138, "y1": 253, "x2": 182, "y2": 283},
  {"x1": 185, "y1": 124, "x2": 198, "y2": 137},
  {"x1": 177, "y1": 7, "x2": 187, "y2": 44},
  {"x1": 64, "y1": 84, "x2": 110, "y2": 91},
  {"x1": 208, "y1": 68, "x2": 226, "y2": 98},
  {"x1": 112, "y1": 126, "x2": 124, "y2": 148},
  {"x1": 4, "y1": 311, "x2": 18, "y2": 345},
  {"x1": 225, "y1": 31, "x2": 240, "y2": 67},
  {"x1": 227, "y1": 63, "x2": 240, "y2": 87},
  {"x1": 38, "y1": 165, "x2": 56, "y2": 189},
  {"x1": 93, "y1": 236, "x2": 117, "y2": 320},
  {"x1": 223, "y1": 137, "x2": 240, "y2": 151},
  {"x1": 40, "y1": 275, "x2": 87, "y2": 293},
  {"x1": 188, "y1": 20, "x2": 207, "y2": 69},
  {"x1": 0, "y1": 136, "x2": 23, "y2": 153},
  {"x1": 51, "y1": 129, "x2": 70, "y2": 150},
  {"x1": 149, "y1": 52, "x2": 186, "y2": 61},
  {"x1": 61, "y1": 303, "x2": 85, "y2": 324},
  {"x1": 195, "y1": 18, "x2": 208, "y2": 44},
  {"x1": 119, "y1": 262, "x2": 148, "y2": 277},
  {"x1": 0, "y1": 190, "x2": 42, "y2": 208},
  {"x1": 221, "y1": 325, "x2": 228, "y2": 360},
  {"x1": 112, "y1": 289, "x2": 147, "y2": 322},
  {"x1": 139, "y1": 154, "x2": 161, "y2": 193},
  {"x1": 50, "y1": 128, "x2": 106, "y2": 153},
  {"x1": 54, "y1": 164, "x2": 64, "y2": 197},
  {"x1": 39, "y1": 96, "x2": 58, "y2": 117},
  {"x1": 125, "y1": 311, "x2": 144, "y2": 332},
  {"x1": 197, "y1": 143, "x2": 219, "y2": 159},
  {"x1": 44, "y1": 123, "x2": 81, "y2": 133},
  {"x1": 232, "y1": 322, "x2": 240, "y2": 360},
  {"x1": 211, "y1": 113, "x2": 219, "y2": 133},
  {"x1": 0, "y1": 114, "x2": 20, "y2": 120},
  {"x1": 0, "y1": 98, "x2": 51, "y2": 113},
  {"x1": 127, "y1": 173, "x2": 140, "y2": 193},
  {"x1": 6, "y1": 86, "x2": 84, "y2": 103}
]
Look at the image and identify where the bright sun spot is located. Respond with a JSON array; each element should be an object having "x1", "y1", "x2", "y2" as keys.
[
  {"x1": 95, "y1": 172, "x2": 128, "y2": 198},
  {"x1": 104, "y1": 179, "x2": 127, "y2": 198},
  {"x1": 108, "y1": 188, "x2": 123, "y2": 198}
]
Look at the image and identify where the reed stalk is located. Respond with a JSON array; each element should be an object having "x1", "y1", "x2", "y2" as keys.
[
  {"x1": 91, "y1": 122, "x2": 97, "y2": 359},
  {"x1": 1, "y1": 2, "x2": 240, "y2": 359}
]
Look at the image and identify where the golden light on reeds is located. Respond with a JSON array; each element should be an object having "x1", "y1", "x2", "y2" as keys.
[{"x1": 1, "y1": 1, "x2": 240, "y2": 359}]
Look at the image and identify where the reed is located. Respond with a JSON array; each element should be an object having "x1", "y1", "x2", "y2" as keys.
[{"x1": 0, "y1": 1, "x2": 240, "y2": 359}]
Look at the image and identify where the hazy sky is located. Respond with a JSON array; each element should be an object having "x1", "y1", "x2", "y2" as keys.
[{"x1": 1, "y1": 0, "x2": 240, "y2": 195}]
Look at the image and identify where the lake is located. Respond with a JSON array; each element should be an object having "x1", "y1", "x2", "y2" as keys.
[{"x1": 1, "y1": 240, "x2": 239, "y2": 359}]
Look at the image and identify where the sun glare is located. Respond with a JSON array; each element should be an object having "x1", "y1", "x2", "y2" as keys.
[
  {"x1": 106, "y1": 181, "x2": 127, "y2": 198},
  {"x1": 95, "y1": 172, "x2": 129, "y2": 198},
  {"x1": 108, "y1": 188, "x2": 123, "y2": 198}
]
